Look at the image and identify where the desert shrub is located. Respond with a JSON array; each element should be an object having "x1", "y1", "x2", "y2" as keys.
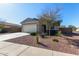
[
  {"x1": 0, "y1": 29, "x2": 8, "y2": 33},
  {"x1": 55, "y1": 31, "x2": 61, "y2": 36},
  {"x1": 30, "y1": 32, "x2": 37, "y2": 36},
  {"x1": 53, "y1": 39, "x2": 59, "y2": 42}
]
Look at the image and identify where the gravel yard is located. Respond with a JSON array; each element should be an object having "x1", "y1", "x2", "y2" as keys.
[
  {"x1": 0, "y1": 32, "x2": 75, "y2": 56},
  {"x1": 0, "y1": 32, "x2": 78, "y2": 55},
  {"x1": 4, "y1": 33, "x2": 79, "y2": 55}
]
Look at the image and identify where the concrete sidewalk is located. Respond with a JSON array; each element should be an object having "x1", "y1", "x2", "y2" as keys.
[{"x1": 0, "y1": 41, "x2": 76, "y2": 56}]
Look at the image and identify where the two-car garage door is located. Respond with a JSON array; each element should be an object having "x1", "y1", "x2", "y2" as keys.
[{"x1": 22, "y1": 23, "x2": 37, "y2": 33}]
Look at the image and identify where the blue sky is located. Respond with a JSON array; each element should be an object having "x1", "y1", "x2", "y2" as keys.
[{"x1": 0, "y1": 3, "x2": 79, "y2": 27}]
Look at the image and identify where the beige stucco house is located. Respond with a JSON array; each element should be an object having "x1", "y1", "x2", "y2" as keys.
[
  {"x1": 0, "y1": 21, "x2": 21, "y2": 33},
  {"x1": 21, "y1": 18, "x2": 60, "y2": 35},
  {"x1": 21, "y1": 18, "x2": 39, "y2": 33}
]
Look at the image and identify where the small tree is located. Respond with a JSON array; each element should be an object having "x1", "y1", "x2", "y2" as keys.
[
  {"x1": 68, "y1": 25, "x2": 77, "y2": 31},
  {"x1": 0, "y1": 24, "x2": 4, "y2": 32},
  {"x1": 36, "y1": 7, "x2": 62, "y2": 44},
  {"x1": 38, "y1": 7, "x2": 62, "y2": 36}
]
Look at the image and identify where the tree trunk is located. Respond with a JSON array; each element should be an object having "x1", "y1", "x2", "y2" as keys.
[
  {"x1": 36, "y1": 23, "x2": 39, "y2": 44},
  {"x1": 49, "y1": 26, "x2": 50, "y2": 37},
  {"x1": 36, "y1": 34, "x2": 39, "y2": 44}
]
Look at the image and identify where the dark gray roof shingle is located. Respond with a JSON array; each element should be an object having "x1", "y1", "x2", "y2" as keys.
[{"x1": 21, "y1": 18, "x2": 39, "y2": 24}]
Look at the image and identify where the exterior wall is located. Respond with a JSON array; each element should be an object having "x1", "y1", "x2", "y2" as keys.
[
  {"x1": 60, "y1": 28, "x2": 72, "y2": 34},
  {"x1": 22, "y1": 23, "x2": 38, "y2": 33},
  {"x1": 7, "y1": 24, "x2": 21, "y2": 32},
  {"x1": 0, "y1": 24, "x2": 21, "y2": 33},
  {"x1": 4, "y1": 26, "x2": 21, "y2": 33}
]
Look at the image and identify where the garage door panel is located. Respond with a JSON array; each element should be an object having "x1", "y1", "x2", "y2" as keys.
[{"x1": 22, "y1": 24, "x2": 37, "y2": 33}]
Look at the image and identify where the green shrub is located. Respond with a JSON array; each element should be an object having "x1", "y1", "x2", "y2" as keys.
[
  {"x1": 55, "y1": 31, "x2": 61, "y2": 36},
  {"x1": 53, "y1": 39, "x2": 59, "y2": 42},
  {"x1": 30, "y1": 32, "x2": 37, "y2": 36}
]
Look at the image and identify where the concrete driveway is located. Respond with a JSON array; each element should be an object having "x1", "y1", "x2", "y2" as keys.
[{"x1": 0, "y1": 32, "x2": 30, "y2": 41}]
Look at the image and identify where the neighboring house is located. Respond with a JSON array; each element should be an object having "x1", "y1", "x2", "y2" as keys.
[
  {"x1": 59, "y1": 28, "x2": 72, "y2": 34},
  {"x1": 0, "y1": 21, "x2": 21, "y2": 33},
  {"x1": 21, "y1": 18, "x2": 60, "y2": 34},
  {"x1": 76, "y1": 28, "x2": 79, "y2": 31}
]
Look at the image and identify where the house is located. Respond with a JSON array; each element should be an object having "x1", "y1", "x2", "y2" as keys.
[
  {"x1": 0, "y1": 21, "x2": 21, "y2": 33},
  {"x1": 21, "y1": 18, "x2": 60, "y2": 35},
  {"x1": 59, "y1": 28, "x2": 72, "y2": 34},
  {"x1": 76, "y1": 28, "x2": 79, "y2": 31},
  {"x1": 21, "y1": 18, "x2": 39, "y2": 33}
]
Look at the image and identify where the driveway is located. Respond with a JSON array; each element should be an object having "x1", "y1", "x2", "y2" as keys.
[{"x1": 0, "y1": 32, "x2": 30, "y2": 41}]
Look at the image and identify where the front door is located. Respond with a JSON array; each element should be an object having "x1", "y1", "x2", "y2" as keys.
[{"x1": 42, "y1": 25, "x2": 46, "y2": 33}]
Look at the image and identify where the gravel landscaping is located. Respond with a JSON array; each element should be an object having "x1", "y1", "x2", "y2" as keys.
[{"x1": 4, "y1": 33, "x2": 79, "y2": 55}]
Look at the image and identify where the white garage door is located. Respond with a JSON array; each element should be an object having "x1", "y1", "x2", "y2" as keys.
[{"x1": 22, "y1": 24, "x2": 37, "y2": 33}]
